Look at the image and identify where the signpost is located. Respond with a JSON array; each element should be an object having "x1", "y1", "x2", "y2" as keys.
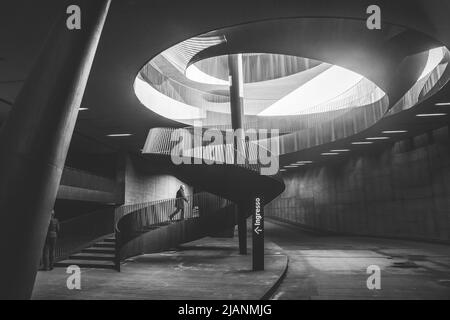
[{"x1": 252, "y1": 196, "x2": 264, "y2": 271}]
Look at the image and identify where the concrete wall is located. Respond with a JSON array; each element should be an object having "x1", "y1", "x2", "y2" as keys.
[
  {"x1": 124, "y1": 155, "x2": 192, "y2": 204},
  {"x1": 266, "y1": 125, "x2": 450, "y2": 242}
]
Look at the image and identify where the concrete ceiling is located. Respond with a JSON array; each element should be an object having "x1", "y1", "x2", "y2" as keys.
[{"x1": 0, "y1": 0, "x2": 449, "y2": 158}]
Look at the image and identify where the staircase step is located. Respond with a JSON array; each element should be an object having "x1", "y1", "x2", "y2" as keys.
[
  {"x1": 55, "y1": 259, "x2": 116, "y2": 269},
  {"x1": 93, "y1": 241, "x2": 115, "y2": 248},
  {"x1": 70, "y1": 253, "x2": 116, "y2": 261},
  {"x1": 103, "y1": 238, "x2": 116, "y2": 243},
  {"x1": 82, "y1": 247, "x2": 115, "y2": 254}
]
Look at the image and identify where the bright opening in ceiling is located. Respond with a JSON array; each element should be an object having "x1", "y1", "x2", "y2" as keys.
[
  {"x1": 185, "y1": 64, "x2": 230, "y2": 86},
  {"x1": 417, "y1": 47, "x2": 444, "y2": 81},
  {"x1": 258, "y1": 65, "x2": 365, "y2": 116}
]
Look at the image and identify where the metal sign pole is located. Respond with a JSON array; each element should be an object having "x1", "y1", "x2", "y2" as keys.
[{"x1": 252, "y1": 196, "x2": 264, "y2": 271}]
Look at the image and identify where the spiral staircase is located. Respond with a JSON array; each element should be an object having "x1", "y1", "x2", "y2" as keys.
[
  {"x1": 112, "y1": 45, "x2": 450, "y2": 270},
  {"x1": 113, "y1": 129, "x2": 285, "y2": 269},
  {"x1": 56, "y1": 28, "x2": 450, "y2": 271}
]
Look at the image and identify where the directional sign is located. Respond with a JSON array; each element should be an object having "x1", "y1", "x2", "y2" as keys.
[{"x1": 252, "y1": 196, "x2": 264, "y2": 271}]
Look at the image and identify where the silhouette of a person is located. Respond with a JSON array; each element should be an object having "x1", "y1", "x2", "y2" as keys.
[
  {"x1": 43, "y1": 210, "x2": 60, "y2": 271},
  {"x1": 169, "y1": 185, "x2": 188, "y2": 221}
]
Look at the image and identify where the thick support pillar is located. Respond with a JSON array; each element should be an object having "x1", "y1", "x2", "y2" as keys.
[
  {"x1": 228, "y1": 54, "x2": 247, "y2": 255},
  {"x1": 0, "y1": 0, "x2": 111, "y2": 299},
  {"x1": 228, "y1": 54, "x2": 244, "y2": 132},
  {"x1": 252, "y1": 196, "x2": 264, "y2": 271}
]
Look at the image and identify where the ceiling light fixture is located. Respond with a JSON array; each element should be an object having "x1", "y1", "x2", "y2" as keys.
[
  {"x1": 435, "y1": 102, "x2": 450, "y2": 106},
  {"x1": 366, "y1": 137, "x2": 390, "y2": 140},
  {"x1": 382, "y1": 130, "x2": 407, "y2": 134},
  {"x1": 330, "y1": 149, "x2": 350, "y2": 152},
  {"x1": 416, "y1": 113, "x2": 447, "y2": 117},
  {"x1": 351, "y1": 141, "x2": 373, "y2": 145},
  {"x1": 106, "y1": 133, "x2": 133, "y2": 137},
  {"x1": 321, "y1": 152, "x2": 339, "y2": 155}
]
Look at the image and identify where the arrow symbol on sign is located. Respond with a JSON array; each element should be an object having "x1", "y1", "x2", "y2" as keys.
[{"x1": 254, "y1": 226, "x2": 262, "y2": 235}]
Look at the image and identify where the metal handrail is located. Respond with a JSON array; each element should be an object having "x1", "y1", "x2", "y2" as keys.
[
  {"x1": 141, "y1": 61, "x2": 385, "y2": 124},
  {"x1": 54, "y1": 206, "x2": 115, "y2": 261},
  {"x1": 114, "y1": 192, "x2": 232, "y2": 259}
]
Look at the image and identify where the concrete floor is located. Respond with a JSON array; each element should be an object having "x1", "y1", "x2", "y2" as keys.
[
  {"x1": 32, "y1": 219, "x2": 450, "y2": 300},
  {"x1": 32, "y1": 236, "x2": 287, "y2": 300},
  {"x1": 266, "y1": 219, "x2": 450, "y2": 300}
]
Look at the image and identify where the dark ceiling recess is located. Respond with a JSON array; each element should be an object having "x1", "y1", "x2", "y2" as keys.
[
  {"x1": 0, "y1": 98, "x2": 13, "y2": 106},
  {"x1": 0, "y1": 79, "x2": 24, "y2": 84}
]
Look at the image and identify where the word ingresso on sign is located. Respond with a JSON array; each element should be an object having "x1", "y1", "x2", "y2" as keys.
[{"x1": 254, "y1": 197, "x2": 262, "y2": 235}]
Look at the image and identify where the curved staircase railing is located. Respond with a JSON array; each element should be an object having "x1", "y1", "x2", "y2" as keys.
[
  {"x1": 115, "y1": 192, "x2": 235, "y2": 264},
  {"x1": 390, "y1": 55, "x2": 450, "y2": 114},
  {"x1": 112, "y1": 47, "x2": 450, "y2": 272},
  {"x1": 54, "y1": 206, "x2": 115, "y2": 261},
  {"x1": 114, "y1": 125, "x2": 284, "y2": 270}
]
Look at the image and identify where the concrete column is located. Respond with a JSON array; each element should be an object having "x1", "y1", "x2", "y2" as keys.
[
  {"x1": 228, "y1": 54, "x2": 247, "y2": 255},
  {"x1": 0, "y1": 0, "x2": 111, "y2": 299},
  {"x1": 228, "y1": 54, "x2": 244, "y2": 133}
]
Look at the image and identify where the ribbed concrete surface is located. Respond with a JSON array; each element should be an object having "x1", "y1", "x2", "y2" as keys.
[{"x1": 267, "y1": 126, "x2": 450, "y2": 243}]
